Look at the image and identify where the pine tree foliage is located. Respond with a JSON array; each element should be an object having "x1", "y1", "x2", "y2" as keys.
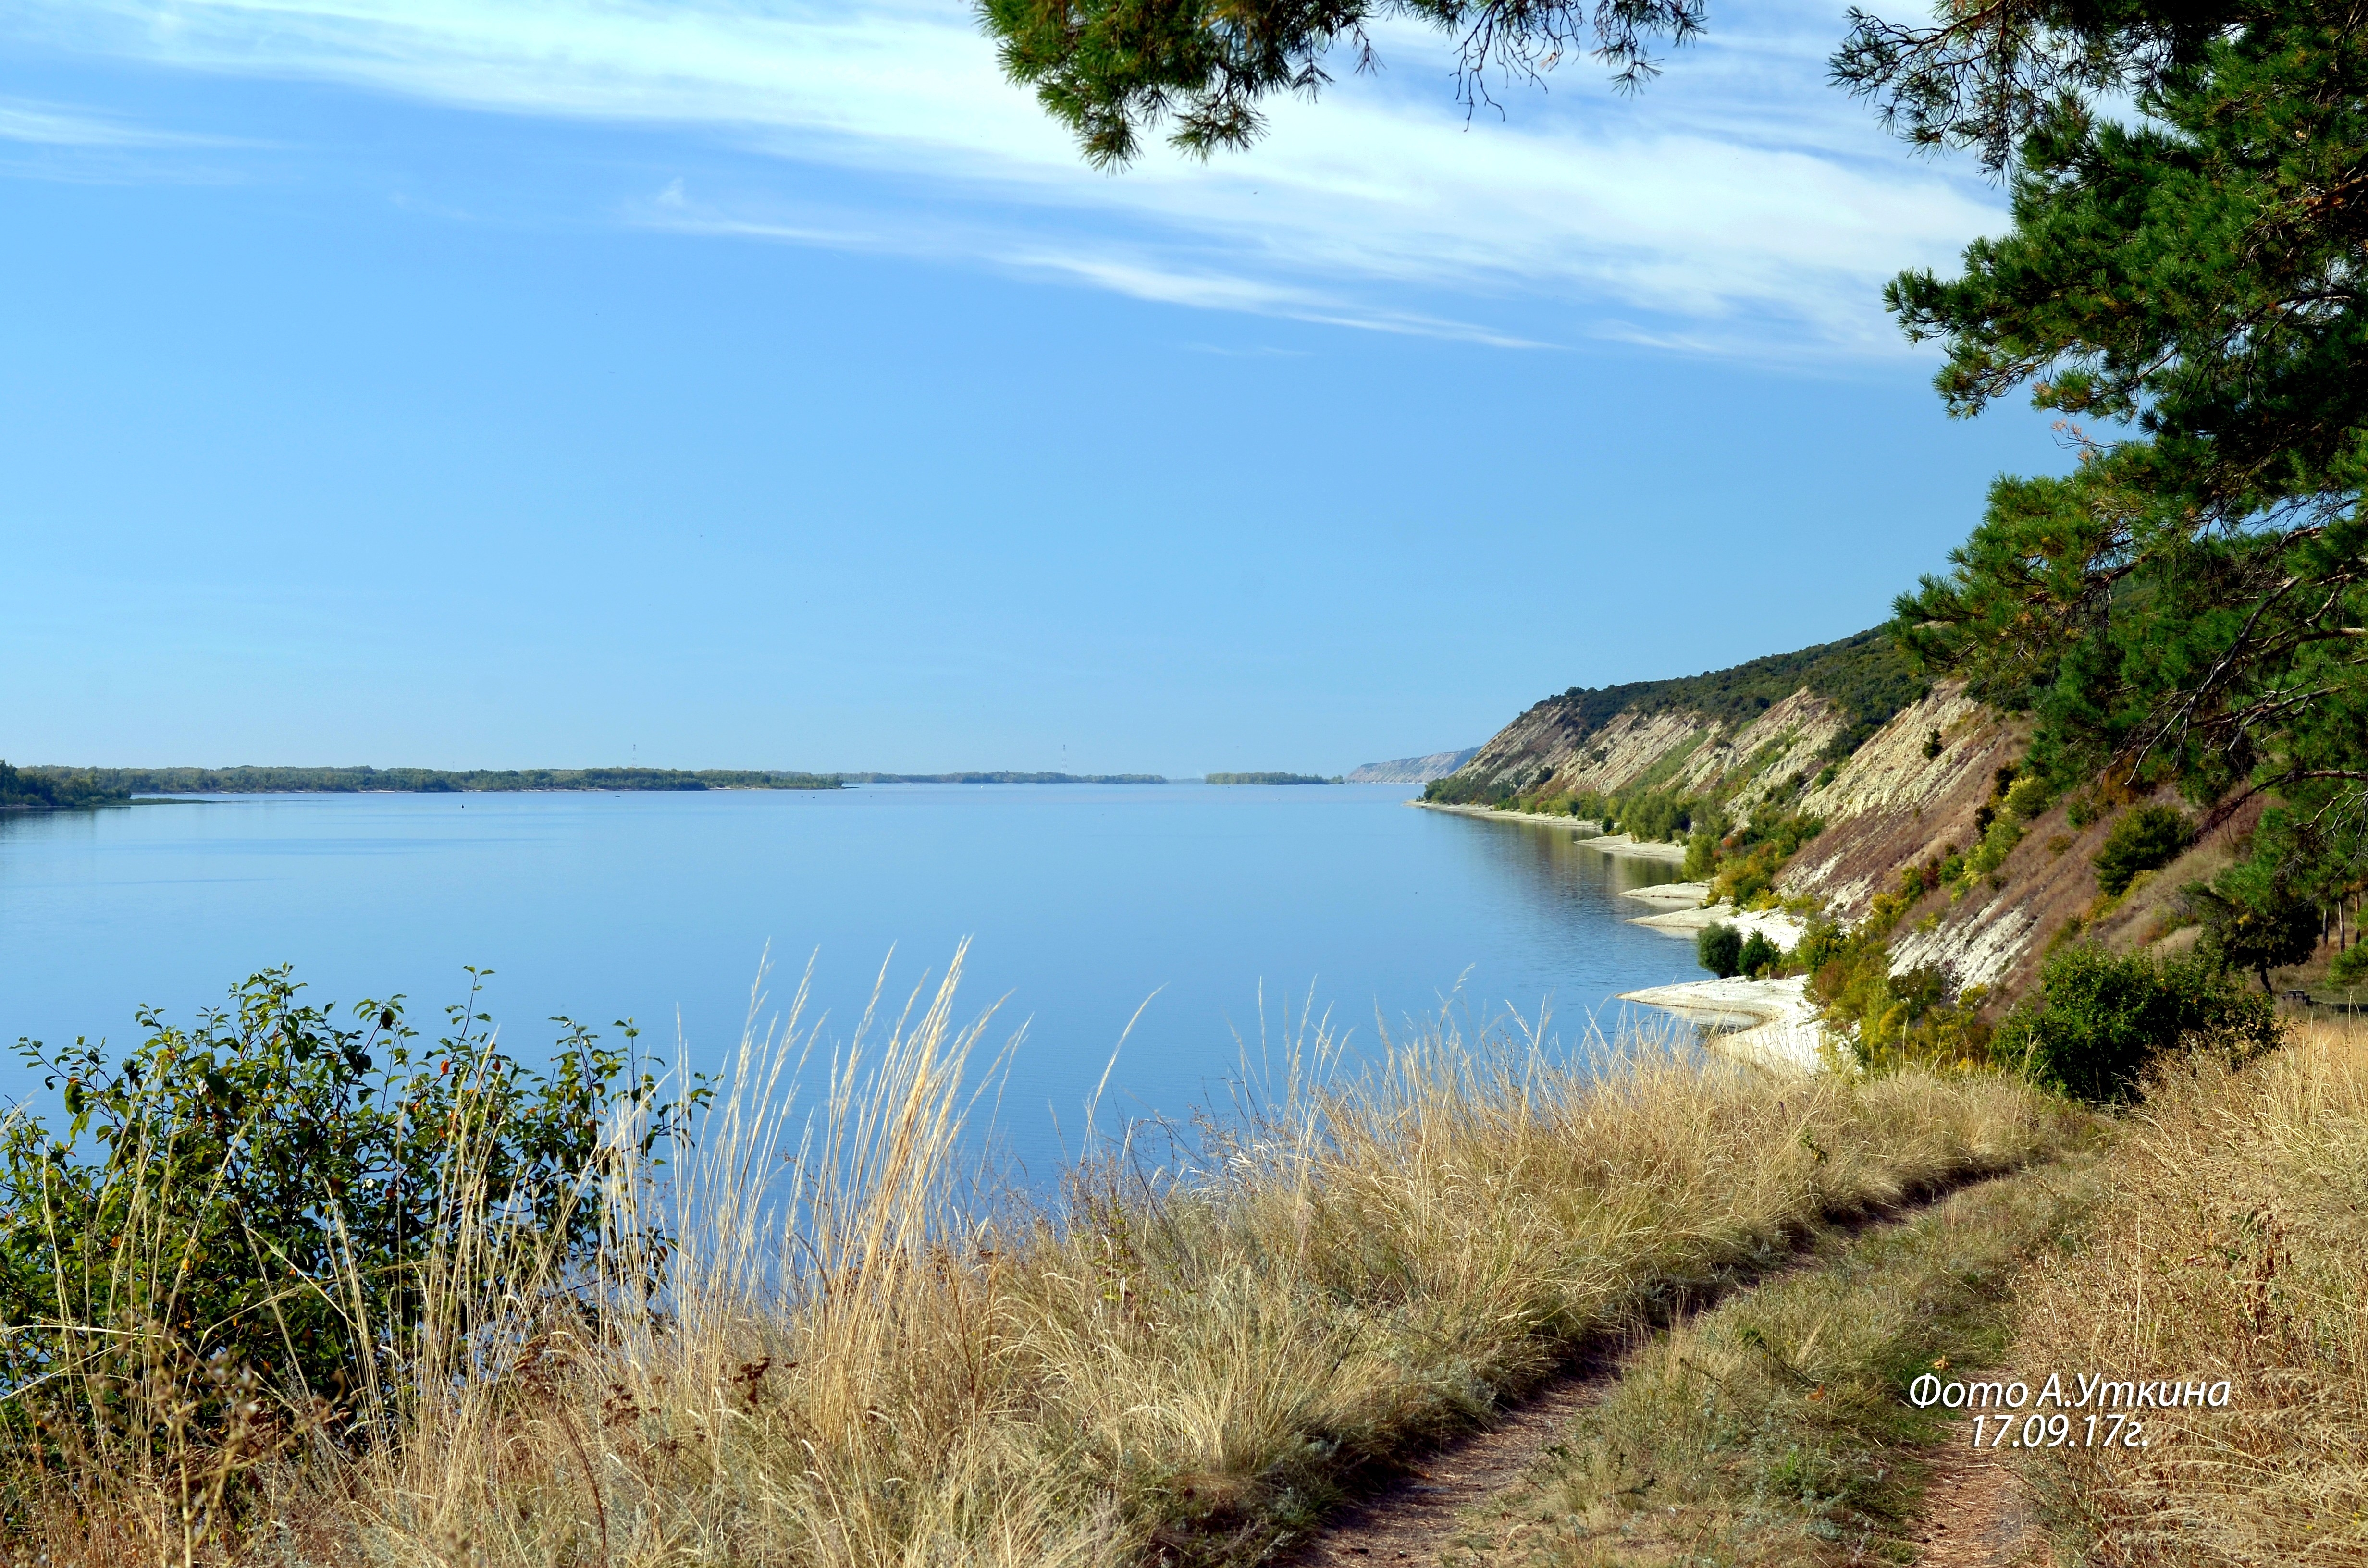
[
  {"x1": 1892, "y1": 0, "x2": 2368, "y2": 901},
  {"x1": 977, "y1": 0, "x2": 1704, "y2": 166}
]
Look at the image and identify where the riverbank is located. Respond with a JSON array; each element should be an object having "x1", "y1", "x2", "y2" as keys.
[
  {"x1": 1411, "y1": 800, "x2": 1689, "y2": 862},
  {"x1": 1616, "y1": 882, "x2": 1808, "y2": 946},
  {"x1": 1619, "y1": 974, "x2": 1827, "y2": 1071}
]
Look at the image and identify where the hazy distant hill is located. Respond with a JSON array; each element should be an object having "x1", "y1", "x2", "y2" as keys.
[{"x1": 1346, "y1": 748, "x2": 1479, "y2": 784}]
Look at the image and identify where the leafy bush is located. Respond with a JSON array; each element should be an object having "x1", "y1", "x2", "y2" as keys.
[
  {"x1": 1697, "y1": 923, "x2": 1744, "y2": 979},
  {"x1": 1963, "y1": 812, "x2": 2026, "y2": 883},
  {"x1": 2001, "y1": 773, "x2": 2052, "y2": 822},
  {"x1": 2092, "y1": 805, "x2": 2192, "y2": 895},
  {"x1": 0, "y1": 968, "x2": 705, "y2": 1443},
  {"x1": 1989, "y1": 946, "x2": 2280, "y2": 1103},
  {"x1": 1682, "y1": 830, "x2": 1719, "y2": 880},
  {"x1": 1612, "y1": 789, "x2": 1692, "y2": 843},
  {"x1": 2328, "y1": 943, "x2": 2368, "y2": 987},
  {"x1": 1707, "y1": 811, "x2": 1824, "y2": 907},
  {"x1": 1737, "y1": 931, "x2": 1781, "y2": 979},
  {"x1": 1810, "y1": 943, "x2": 1990, "y2": 1072}
]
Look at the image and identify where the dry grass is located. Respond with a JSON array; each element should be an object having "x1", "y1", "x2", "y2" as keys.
[
  {"x1": 2008, "y1": 1014, "x2": 2368, "y2": 1566},
  {"x1": 8, "y1": 954, "x2": 2075, "y2": 1568},
  {"x1": 1460, "y1": 1156, "x2": 2103, "y2": 1567}
]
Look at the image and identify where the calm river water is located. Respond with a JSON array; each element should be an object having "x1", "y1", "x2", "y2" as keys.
[{"x1": 0, "y1": 785, "x2": 1702, "y2": 1172}]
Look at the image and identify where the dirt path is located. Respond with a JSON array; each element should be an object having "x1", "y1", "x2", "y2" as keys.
[
  {"x1": 1289, "y1": 1356, "x2": 1616, "y2": 1566},
  {"x1": 1907, "y1": 1444, "x2": 2045, "y2": 1568},
  {"x1": 1285, "y1": 1172, "x2": 2047, "y2": 1568}
]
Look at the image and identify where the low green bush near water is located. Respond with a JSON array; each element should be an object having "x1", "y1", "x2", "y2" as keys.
[
  {"x1": 0, "y1": 968, "x2": 704, "y2": 1449},
  {"x1": 1697, "y1": 922, "x2": 1744, "y2": 978}
]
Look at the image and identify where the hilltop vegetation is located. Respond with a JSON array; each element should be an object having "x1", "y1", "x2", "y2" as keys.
[{"x1": 1546, "y1": 628, "x2": 1923, "y2": 759}]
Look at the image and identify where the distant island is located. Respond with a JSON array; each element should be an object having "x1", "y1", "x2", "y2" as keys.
[
  {"x1": 0, "y1": 764, "x2": 1186, "y2": 806},
  {"x1": 1346, "y1": 748, "x2": 1479, "y2": 784},
  {"x1": 0, "y1": 761, "x2": 130, "y2": 811},
  {"x1": 1204, "y1": 772, "x2": 1342, "y2": 785},
  {"x1": 12, "y1": 765, "x2": 841, "y2": 796},
  {"x1": 832, "y1": 772, "x2": 1166, "y2": 784}
]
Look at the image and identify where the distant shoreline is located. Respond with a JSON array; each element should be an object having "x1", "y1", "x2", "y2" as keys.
[
  {"x1": 9, "y1": 765, "x2": 1184, "y2": 797},
  {"x1": 1410, "y1": 800, "x2": 1690, "y2": 863}
]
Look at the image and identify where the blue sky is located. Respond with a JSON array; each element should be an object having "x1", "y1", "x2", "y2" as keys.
[{"x1": 1, "y1": 0, "x2": 2064, "y2": 776}]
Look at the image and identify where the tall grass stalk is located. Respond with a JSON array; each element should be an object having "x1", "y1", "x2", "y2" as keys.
[
  {"x1": 5, "y1": 953, "x2": 2070, "y2": 1567},
  {"x1": 2010, "y1": 1015, "x2": 2368, "y2": 1565}
]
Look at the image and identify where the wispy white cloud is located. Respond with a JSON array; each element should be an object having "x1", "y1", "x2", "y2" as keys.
[
  {"x1": 6, "y1": 0, "x2": 2003, "y2": 356},
  {"x1": 0, "y1": 96, "x2": 246, "y2": 147}
]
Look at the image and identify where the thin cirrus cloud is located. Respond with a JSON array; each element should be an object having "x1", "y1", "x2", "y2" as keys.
[{"x1": 9, "y1": 0, "x2": 2004, "y2": 356}]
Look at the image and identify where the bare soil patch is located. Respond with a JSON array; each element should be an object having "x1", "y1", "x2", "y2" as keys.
[
  {"x1": 1909, "y1": 1445, "x2": 2045, "y2": 1568},
  {"x1": 1288, "y1": 1356, "x2": 1618, "y2": 1566}
]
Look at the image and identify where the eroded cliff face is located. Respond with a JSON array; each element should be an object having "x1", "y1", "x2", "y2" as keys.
[
  {"x1": 1781, "y1": 685, "x2": 2022, "y2": 923},
  {"x1": 1779, "y1": 681, "x2": 2249, "y2": 998},
  {"x1": 1447, "y1": 665, "x2": 2220, "y2": 1006},
  {"x1": 1456, "y1": 688, "x2": 1853, "y2": 822}
]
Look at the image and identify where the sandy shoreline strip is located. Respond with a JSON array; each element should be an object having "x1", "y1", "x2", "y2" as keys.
[
  {"x1": 1418, "y1": 800, "x2": 1830, "y2": 1072},
  {"x1": 1619, "y1": 976, "x2": 1827, "y2": 1073},
  {"x1": 1410, "y1": 801, "x2": 1689, "y2": 862}
]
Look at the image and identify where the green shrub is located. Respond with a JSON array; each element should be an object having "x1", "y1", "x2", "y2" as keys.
[
  {"x1": 0, "y1": 968, "x2": 706, "y2": 1443},
  {"x1": 1989, "y1": 945, "x2": 2279, "y2": 1103},
  {"x1": 1737, "y1": 931, "x2": 1781, "y2": 979},
  {"x1": 1616, "y1": 789, "x2": 1692, "y2": 844},
  {"x1": 1962, "y1": 812, "x2": 2026, "y2": 883},
  {"x1": 2001, "y1": 774, "x2": 2052, "y2": 822},
  {"x1": 1697, "y1": 923, "x2": 1744, "y2": 979},
  {"x1": 1811, "y1": 947, "x2": 1988, "y2": 1072},
  {"x1": 1682, "y1": 830, "x2": 1719, "y2": 881},
  {"x1": 2092, "y1": 805, "x2": 2192, "y2": 895},
  {"x1": 2331, "y1": 943, "x2": 2368, "y2": 986},
  {"x1": 1706, "y1": 812, "x2": 1824, "y2": 908}
]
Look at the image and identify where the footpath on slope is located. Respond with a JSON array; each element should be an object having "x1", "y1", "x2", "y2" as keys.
[{"x1": 1287, "y1": 1159, "x2": 2089, "y2": 1568}]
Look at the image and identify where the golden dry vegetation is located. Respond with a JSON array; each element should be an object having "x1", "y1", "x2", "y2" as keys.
[
  {"x1": 1459, "y1": 1157, "x2": 2103, "y2": 1567},
  {"x1": 2008, "y1": 1015, "x2": 2368, "y2": 1566},
  {"x1": 3, "y1": 957, "x2": 2073, "y2": 1568}
]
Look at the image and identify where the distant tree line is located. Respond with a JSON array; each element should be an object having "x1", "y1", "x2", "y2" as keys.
[
  {"x1": 18, "y1": 766, "x2": 839, "y2": 796},
  {"x1": 2, "y1": 765, "x2": 1196, "y2": 797},
  {"x1": 1204, "y1": 772, "x2": 1342, "y2": 785},
  {"x1": 831, "y1": 772, "x2": 1168, "y2": 784},
  {"x1": 0, "y1": 761, "x2": 129, "y2": 810}
]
